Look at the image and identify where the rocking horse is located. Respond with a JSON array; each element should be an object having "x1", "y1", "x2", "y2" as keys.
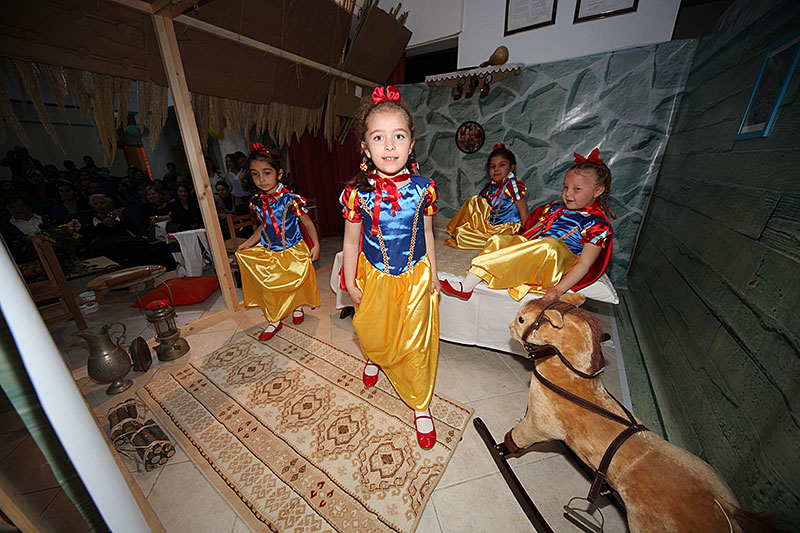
[{"x1": 474, "y1": 294, "x2": 757, "y2": 533}]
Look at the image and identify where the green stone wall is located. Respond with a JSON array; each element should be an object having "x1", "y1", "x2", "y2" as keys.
[
  {"x1": 399, "y1": 39, "x2": 697, "y2": 286},
  {"x1": 626, "y1": 0, "x2": 800, "y2": 518}
]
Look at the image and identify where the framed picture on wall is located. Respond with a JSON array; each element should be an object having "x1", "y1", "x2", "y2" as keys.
[
  {"x1": 573, "y1": 0, "x2": 639, "y2": 24},
  {"x1": 736, "y1": 28, "x2": 800, "y2": 140},
  {"x1": 505, "y1": 0, "x2": 557, "y2": 36}
]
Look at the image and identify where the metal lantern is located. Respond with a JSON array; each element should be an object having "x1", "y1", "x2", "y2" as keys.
[{"x1": 143, "y1": 299, "x2": 189, "y2": 361}]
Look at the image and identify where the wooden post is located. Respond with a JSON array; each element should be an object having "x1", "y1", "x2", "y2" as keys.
[{"x1": 151, "y1": 14, "x2": 240, "y2": 312}]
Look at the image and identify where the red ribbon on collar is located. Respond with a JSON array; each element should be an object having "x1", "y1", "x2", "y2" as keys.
[
  {"x1": 255, "y1": 188, "x2": 284, "y2": 239},
  {"x1": 370, "y1": 174, "x2": 408, "y2": 236},
  {"x1": 573, "y1": 148, "x2": 603, "y2": 165},
  {"x1": 372, "y1": 85, "x2": 401, "y2": 105}
]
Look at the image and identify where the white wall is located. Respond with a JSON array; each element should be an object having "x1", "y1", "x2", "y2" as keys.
[
  {"x1": 381, "y1": 0, "x2": 464, "y2": 49},
  {"x1": 460, "y1": 0, "x2": 681, "y2": 67},
  {"x1": 382, "y1": 0, "x2": 681, "y2": 67}
]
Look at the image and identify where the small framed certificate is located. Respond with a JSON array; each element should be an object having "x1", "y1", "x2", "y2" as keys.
[
  {"x1": 573, "y1": 0, "x2": 638, "y2": 24},
  {"x1": 505, "y1": 0, "x2": 558, "y2": 36}
]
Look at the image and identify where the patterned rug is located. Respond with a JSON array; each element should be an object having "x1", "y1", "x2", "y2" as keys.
[{"x1": 140, "y1": 324, "x2": 473, "y2": 532}]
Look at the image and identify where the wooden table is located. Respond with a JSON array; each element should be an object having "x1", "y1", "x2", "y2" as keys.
[{"x1": 87, "y1": 265, "x2": 166, "y2": 304}]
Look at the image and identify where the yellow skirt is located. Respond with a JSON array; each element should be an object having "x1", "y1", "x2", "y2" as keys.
[
  {"x1": 469, "y1": 236, "x2": 579, "y2": 301},
  {"x1": 445, "y1": 196, "x2": 520, "y2": 249},
  {"x1": 236, "y1": 241, "x2": 320, "y2": 322},
  {"x1": 352, "y1": 252, "x2": 439, "y2": 411}
]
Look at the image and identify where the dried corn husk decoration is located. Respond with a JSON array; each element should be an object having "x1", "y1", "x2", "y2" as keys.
[
  {"x1": 91, "y1": 73, "x2": 117, "y2": 165},
  {"x1": 137, "y1": 79, "x2": 151, "y2": 129},
  {"x1": 39, "y1": 64, "x2": 70, "y2": 123},
  {"x1": 191, "y1": 92, "x2": 210, "y2": 152},
  {"x1": 115, "y1": 77, "x2": 131, "y2": 129},
  {"x1": 148, "y1": 83, "x2": 169, "y2": 150},
  {"x1": 13, "y1": 60, "x2": 65, "y2": 153},
  {"x1": 0, "y1": 80, "x2": 31, "y2": 147},
  {"x1": 64, "y1": 68, "x2": 93, "y2": 119},
  {"x1": 8, "y1": 59, "x2": 27, "y2": 112}
]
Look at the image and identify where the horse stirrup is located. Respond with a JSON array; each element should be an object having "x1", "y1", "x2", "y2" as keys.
[{"x1": 563, "y1": 496, "x2": 604, "y2": 533}]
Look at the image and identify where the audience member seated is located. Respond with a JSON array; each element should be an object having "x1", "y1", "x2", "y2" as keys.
[
  {"x1": 82, "y1": 194, "x2": 176, "y2": 270},
  {"x1": 141, "y1": 185, "x2": 177, "y2": 241},
  {"x1": 213, "y1": 180, "x2": 249, "y2": 239},
  {"x1": 170, "y1": 183, "x2": 203, "y2": 231},
  {"x1": 52, "y1": 181, "x2": 90, "y2": 222},
  {"x1": 1, "y1": 194, "x2": 46, "y2": 262}
]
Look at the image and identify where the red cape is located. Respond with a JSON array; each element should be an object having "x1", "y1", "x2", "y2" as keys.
[{"x1": 522, "y1": 200, "x2": 613, "y2": 291}]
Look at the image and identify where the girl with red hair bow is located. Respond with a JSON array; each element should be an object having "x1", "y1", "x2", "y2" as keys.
[
  {"x1": 339, "y1": 85, "x2": 441, "y2": 449},
  {"x1": 442, "y1": 148, "x2": 615, "y2": 302},
  {"x1": 235, "y1": 144, "x2": 320, "y2": 341},
  {"x1": 445, "y1": 143, "x2": 529, "y2": 249}
]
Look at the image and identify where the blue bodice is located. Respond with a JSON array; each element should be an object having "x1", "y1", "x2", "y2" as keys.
[
  {"x1": 250, "y1": 192, "x2": 305, "y2": 251},
  {"x1": 481, "y1": 178, "x2": 525, "y2": 225},
  {"x1": 353, "y1": 175, "x2": 435, "y2": 276},
  {"x1": 529, "y1": 203, "x2": 610, "y2": 255}
]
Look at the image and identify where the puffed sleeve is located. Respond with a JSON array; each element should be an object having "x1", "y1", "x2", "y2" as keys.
[
  {"x1": 581, "y1": 218, "x2": 612, "y2": 248},
  {"x1": 249, "y1": 196, "x2": 262, "y2": 222},
  {"x1": 506, "y1": 179, "x2": 526, "y2": 201},
  {"x1": 339, "y1": 187, "x2": 362, "y2": 222},
  {"x1": 290, "y1": 194, "x2": 309, "y2": 217},
  {"x1": 423, "y1": 179, "x2": 438, "y2": 216}
]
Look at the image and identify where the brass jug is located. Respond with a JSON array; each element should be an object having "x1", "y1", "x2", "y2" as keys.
[{"x1": 75, "y1": 322, "x2": 133, "y2": 395}]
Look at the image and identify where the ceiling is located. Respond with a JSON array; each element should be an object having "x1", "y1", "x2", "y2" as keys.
[{"x1": 0, "y1": 0, "x2": 356, "y2": 109}]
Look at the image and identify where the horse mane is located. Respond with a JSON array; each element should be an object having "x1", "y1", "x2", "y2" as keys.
[{"x1": 525, "y1": 300, "x2": 606, "y2": 374}]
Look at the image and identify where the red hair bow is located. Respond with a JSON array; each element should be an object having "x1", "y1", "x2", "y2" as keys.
[
  {"x1": 574, "y1": 148, "x2": 603, "y2": 165},
  {"x1": 250, "y1": 142, "x2": 267, "y2": 153},
  {"x1": 493, "y1": 143, "x2": 506, "y2": 150},
  {"x1": 372, "y1": 85, "x2": 401, "y2": 105}
]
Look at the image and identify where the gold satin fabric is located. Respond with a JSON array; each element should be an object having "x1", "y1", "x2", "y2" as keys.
[
  {"x1": 352, "y1": 252, "x2": 439, "y2": 411},
  {"x1": 445, "y1": 196, "x2": 520, "y2": 249},
  {"x1": 236, "y1": 241, "x2": 320, "y2": 322},
  {"x1": 469, "y1": 236, "x2": 579, "y2": 301}
]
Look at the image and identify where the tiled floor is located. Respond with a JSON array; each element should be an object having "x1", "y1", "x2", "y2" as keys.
[{"x1": 41, "y1": 235, "x2": 631, "y2": 533}]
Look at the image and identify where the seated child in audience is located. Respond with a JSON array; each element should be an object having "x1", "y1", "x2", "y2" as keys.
[
  {"x1": 441, "y1": 148, "x2": 614, "y2": 301},
  {"x1": 445, "y1": 143, "x2": 528, "y2": 249}
]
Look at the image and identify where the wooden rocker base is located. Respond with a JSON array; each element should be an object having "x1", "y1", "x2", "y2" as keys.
[{"x1": 472, "y1": 417, "x2": 626, "y2": 533}]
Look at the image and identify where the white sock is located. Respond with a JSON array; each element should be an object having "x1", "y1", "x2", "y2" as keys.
[
  {"x1": 364, "y1": 362, "x2": 379, "y2": 376},
  {"x1": 461, "y1": 273, "x2": 482, "y2": 292},
  {"x1": 415, "y1": 408, "x2": 434, "y2": 433},
  {"x1": 265, "y1": 321, "x2": 280, "y2": 331},
  {"x1": 293, "y1": 307, "x2": 303, "y2": 314}
]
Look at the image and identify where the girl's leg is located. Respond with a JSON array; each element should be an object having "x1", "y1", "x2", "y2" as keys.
[
  {"x1": 414, "y1": 407, "x2": 436, "y2": 449},
  {"x1": 292, "y1": 306, "x2": 304, "y2": 324}
]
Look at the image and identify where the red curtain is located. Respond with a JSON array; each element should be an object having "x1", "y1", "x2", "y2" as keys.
[
  {"x1": 287, "y1": 55, "x2": 406, "y2": 237},
  {"x1": 288, "y1": 129, "x2": 361, "y2": 237}
]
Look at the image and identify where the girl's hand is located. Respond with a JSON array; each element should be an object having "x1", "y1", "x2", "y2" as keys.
[
  {"x1": 309, "y1": 245, "x2": 320, "y2": 261},
  {"x1": 346, "y1": 285, "x2": 362, "y2": 305},
  {"x1": 430, "y1": 277, "x2": 441, "y2": 295},
  {"x1": 542, "y1": 286, "x2": 565, "y2": 301},
  {"x1": 236, "y1": 242, "x2": 249, "y2": 252}
]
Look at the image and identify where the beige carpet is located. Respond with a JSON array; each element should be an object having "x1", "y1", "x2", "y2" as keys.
[{"x1": 140, "y1": 324, "x2": 473, "y2": 532}]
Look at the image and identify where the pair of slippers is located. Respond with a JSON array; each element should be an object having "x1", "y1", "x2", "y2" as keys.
[
  {"x1": 362, "y1": 362, "x2": 437, "y2": 449},
  {"x1": 258, "y1": 308, "x2": 304, "y2": 341}
]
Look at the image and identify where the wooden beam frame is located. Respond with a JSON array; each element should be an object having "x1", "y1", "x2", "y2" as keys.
[
  {"x1": 105, "y1": 0, "x2": 377, "y2": 87},
  {"x1": 173, "y1": 14, "x2": 378, "y2": 87},
  {"x1": 151, "y1": 14, "x2": 240, "y2": 312}
]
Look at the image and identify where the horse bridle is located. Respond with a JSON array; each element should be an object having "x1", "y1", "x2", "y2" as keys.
[{"x1": 520, "y1": 300, "x2": 648, "y2": 504}]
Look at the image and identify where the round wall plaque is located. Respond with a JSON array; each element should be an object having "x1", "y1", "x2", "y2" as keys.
[{"x1": 455, "y1": 121, "x2": 485, "y2": 154}]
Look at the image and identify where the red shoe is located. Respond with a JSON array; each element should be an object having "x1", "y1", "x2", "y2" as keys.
[
  {"x1": 414, "y1": 411, "x2": 436, "y2": 450},
  {"x1": 292, "y1": 308, "x2": 304, "y2": 324},
  {"x1": 440, "y1": 279, "x2": 473, "y2": 300},
  {"x1": 258, "y1": 321, "x2": 282, "y2": 341},
  {"x1": 362, "y1": 362, "x2": 379, "y2": 387}
]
